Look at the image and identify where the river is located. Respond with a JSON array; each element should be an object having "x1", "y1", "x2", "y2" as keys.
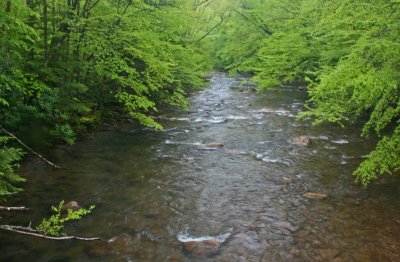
[{"x1": 1, "y1": 72, "x2": 400, "y2": 261}]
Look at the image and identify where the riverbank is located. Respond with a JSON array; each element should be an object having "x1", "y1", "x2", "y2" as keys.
[{"x1": 1, "y1": 73, "x2": 400, "y2": 261}]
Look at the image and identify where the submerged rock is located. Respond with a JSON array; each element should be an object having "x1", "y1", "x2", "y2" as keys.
[
  {"x1": 144, "y1": 211, "x2": 160, "y2": 218},
  {"x1": 85, "y1": 242, "x2": 111, "y2": 257},
  {"x1": 107, "y1": 233, "x2": 132, "y2": 253},
  {"x1": 225, "y1": 149, "x2": 241, "y2": 156},
  {"x1": 293, "y1": 136, "x2": 311, "y2": 146},
  {"x1": 204, "y1": 143, "x2": 224, "y2": 148},
  {"x1": 303, "y1": 192, "x2": 327, "y2": 200},
  {"x1": 62, "y1": 201, "x2": 80, "y2": 211},
  {"x1": 197, "y1": 143, "x2": 224, "y2": 150},
  {"x1": 182, "y1": 239, "x2": 221, "y2": 256}
]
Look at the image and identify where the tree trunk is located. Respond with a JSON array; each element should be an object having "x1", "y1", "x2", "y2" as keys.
[
  {"x1": 26, "y1": 0, "x2": 36, "y2": 60},
  {"x1": 43, "y1": 0, "x2": 49, "y2": 62},
  {"x1": 5, "y1": 0, "x2": 11, "y2": 12}
]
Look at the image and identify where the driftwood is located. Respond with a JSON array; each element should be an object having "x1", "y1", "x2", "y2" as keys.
[
  {"x1": 0, "y1": 206, "x2": 29, "y2": 211},
  {"x1": 0, "y1": 128, "x2": 61, "y2": 169},
  {"x1": 0, "y1": 225, "x2": 101, "y2": 241}
]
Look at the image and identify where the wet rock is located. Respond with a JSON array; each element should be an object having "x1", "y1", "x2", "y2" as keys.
[
  {"x1": 242, "y1": 225, "x2": 262, "y2": 234},
  {"x1": 107, "y1": 233, "x2": 132, "y2": 253},
  {"x1": 144, "y1": 211, "x2": 160, "y2": 218},
  {"x1": 85, "y1": 242, "x2": 111, "y2": 257},
  {"x1": 62, "y1": 201, "x2": 80, "y2": 211},
  {"x1": 345, "y1": 198, "x2": 361, "y2": 206},
  {"x1": 204, "y1": 143, "x2": 224, "y2": 148},
  {"x1": 283, "y1": 177, "x2": 293, "y2": 183},
  {"x1": 166, "y1": 254, "x2": 186, "y2": 262},
  {"x1": 134, "y1": 249, "x2": 152, "y2": 260},
  {"x1": 182, "y1": 239, "x2": 221, "y2": 256},
  {"x1": 197, "y1": 143, "x2": 224, "y2": 150},
  {"x1": 303, "y1": 192, "x2": 327, "y2": 200},
  {"x1": 225, "y1": 149, "x2": 241, "y2": 156},
  {"x1": 320, "y1": 249, "x2": 340, "y2": 260},
  {"x1": 293, "y1": 136, "x2": 311, "y2": 146},
  {"x1": 273, "y1": 221, "x2": 297, "y2": 232}
]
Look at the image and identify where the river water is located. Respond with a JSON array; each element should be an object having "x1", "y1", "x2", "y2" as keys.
[{"x1": 1, "y1": 72, "x2": 400, "y2": 261}]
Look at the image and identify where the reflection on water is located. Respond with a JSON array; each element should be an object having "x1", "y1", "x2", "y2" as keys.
[{"x1": 1, "y1": 72, "x2": 400, "y2": 261}]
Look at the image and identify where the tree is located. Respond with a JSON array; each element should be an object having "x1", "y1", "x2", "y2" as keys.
[
  {"x1": 212, "y1": 0, "x2": 400, "y2": 185},
  {"x1": 0, "y1": 0, "x2": 213, "y2": 201}
]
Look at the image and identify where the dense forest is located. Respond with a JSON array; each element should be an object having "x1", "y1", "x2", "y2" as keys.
[{"x1": 1, "y1": 0, "x2": 399, "y2": 202}]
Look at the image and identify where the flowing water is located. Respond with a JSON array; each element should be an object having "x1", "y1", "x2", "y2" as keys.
[{"x1": 1, "y1": 72, "x2": 400, "y2": 261}]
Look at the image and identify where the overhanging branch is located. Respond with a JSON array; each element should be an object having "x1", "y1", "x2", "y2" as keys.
[{"x1": 0, "y1": 225, "x2": 101, "y2": 241}]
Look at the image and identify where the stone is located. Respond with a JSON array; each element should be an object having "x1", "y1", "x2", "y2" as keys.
[
  {"x1": 318, "y1": 249, "x2": 339, "y2": 260},
  {"x1": 292, "y1": 136, "x2": 311, "y2": 146},
  {"x1": 225, "y1": 149, "x2": 241, "y2": 156},
  {"x1": 107, "y1": 234, "x2": 132, "y2": 253},
  {"x1": 144, "y1": 211, "x2": 160, "y2": 218},
  {"x1": 166, "y1": 254, "x2": 186, "y2": 262},
  {"x1": 203, "y1": 143, "x2": 224, "y2": 148},
  {"x1": 197, "y1": 143, "x2": 224, "y2": 150},
  {"x1": 85, "y1": 242, "x2": 110, "y2": 257},
  {"x1": 303, "y1": 192, "x2": 328, "y2": 200},
  {"x1": 182, "y1": 239, "x2": 221, "y2": 256},
  {"x1": 62, "y1": 201, "x2": 80, "y2": 211}
]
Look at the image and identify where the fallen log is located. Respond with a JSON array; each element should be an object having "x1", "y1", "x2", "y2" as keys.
[
  {"x1": 0, "y1": 225, "x2": 101, "y2": 241},
  {"x1": 0, "y1": 206, "x2": 29, "y2": 211}
]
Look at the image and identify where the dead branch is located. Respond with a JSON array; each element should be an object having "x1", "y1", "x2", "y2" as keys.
[
  {"x1": 0, "y1": 206, "x2": 29, "y2": 211},
  {"x1": 233, "y1": 8, "x2": 272, "y2": 36},
  {"x1": 0, "y1": 225, "x2": 101, "y2": 241},
  {"x1": 196, "y1": 14, "x2": 226, "y2": 42},
  {"x1": 1, "y1": 128, "x2": 62, "y2": 169}
]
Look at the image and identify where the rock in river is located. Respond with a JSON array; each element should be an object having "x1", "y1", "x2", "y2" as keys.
[
  {"x1": 182, "y1": 239, "x2": 221, "y2": 256},
  {"x1": 303, "y1": 192, "x2": 328, "y2": 200},
  {"x1": 293, "y1": 136, "x2": 311, "y2": 146},
  {"x1": 62, "y1": 201, "x2": 81, "y2": 211},
  {"x1": 203, "y1": 143, "x2": 224, "y2": 148},
  {"x1": 197, "y1": 143, "x2": 224, "y2": 150}
]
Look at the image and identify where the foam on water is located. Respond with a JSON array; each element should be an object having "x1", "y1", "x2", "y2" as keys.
[
  {"x1": 169, "y1": 117, "x2": 190, "y2": 121},
  {"x1": 261, "y1": 157, "x2": 280, "y2": 163},
  {"x1": 332, "y1": 139, "x2": 349, "y2": 144},
  {"x1": 226, "y1": 115, "x2": 248, "y2": 120},
  {"x1": 177, "y1": 232, "x2": 231, "y2": 243}
]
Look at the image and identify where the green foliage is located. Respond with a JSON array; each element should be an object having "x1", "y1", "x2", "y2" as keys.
[
  {"x1": 1, "y1": 0, "x2": 210, "y2": 142},
  {"x1": 0, "y1": 136, "x2": 25, "y2": 203},
  {"x1": 36, "y1": 200, "x2": 95, "y2": 237},
  {"x1": 49, "y1": 124, "x2": 76, "y2": 145},
  {"x1": 213, "y1": 0, "x2": 400, "y2": 185},
  {"x1": 354, "y1": 127, "x2": 400, "y2": 185},
  {"x1": 0, "y1": 0, "x2": 213, "y2": 200}
]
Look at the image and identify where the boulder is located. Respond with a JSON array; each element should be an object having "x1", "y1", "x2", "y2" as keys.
[
  {"x1": 303, "y1": 192, "x2": 327, "y2": 200},
  {"x1": 62, "y1": 201, "x2": 80, "y2": 211},
  {"x1": 182, "y1": 239, "x2": 221, "y2": 256},
  {"x1": 292, "y1": 136, "x2": 311, "y2": 146}
]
